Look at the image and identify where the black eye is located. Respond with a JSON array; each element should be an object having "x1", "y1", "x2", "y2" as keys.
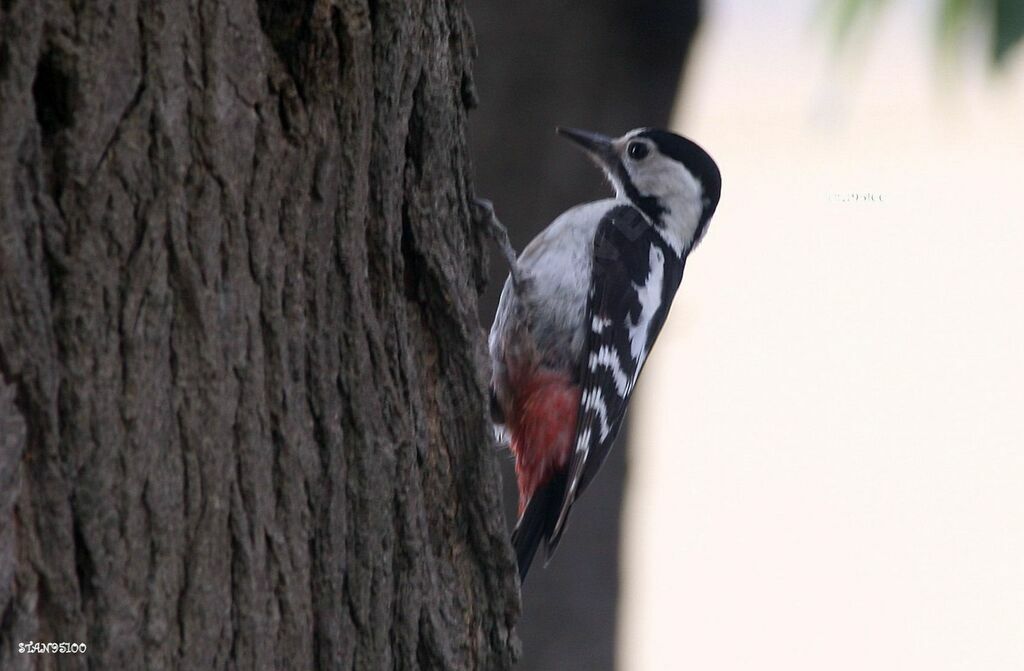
[{"x1": 627, "y1": 141, "x2": 649, "y2": 160}]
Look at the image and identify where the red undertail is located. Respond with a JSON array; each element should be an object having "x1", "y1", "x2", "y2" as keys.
[{"x1": 506, "y1": 365, "x2": 581, "y2": 516}]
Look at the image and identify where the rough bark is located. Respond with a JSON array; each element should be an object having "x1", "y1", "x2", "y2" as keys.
[
  {"x1": 468, "y1": 1, "x2": 700, "y2": 668},
  {"x1": 0, "y1": 1, "x2": 519, "y2": 669}
]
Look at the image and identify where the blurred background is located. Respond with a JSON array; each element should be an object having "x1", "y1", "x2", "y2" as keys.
[{"x1": 470, "y1": 1, "x2": 1024, "y2": 669}]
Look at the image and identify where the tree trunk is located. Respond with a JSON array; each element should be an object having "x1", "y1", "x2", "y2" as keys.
[
  {"x1": 0, "y1": 1, "x2": 519, "y2": 669},
  {"x1": 468, "y1": 1, "x2": 700, "y2": 667}
]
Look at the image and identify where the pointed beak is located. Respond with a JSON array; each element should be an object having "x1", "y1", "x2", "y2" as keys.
[{"x1": 556, "y1": 127, "x2": 617, "y2": 169}]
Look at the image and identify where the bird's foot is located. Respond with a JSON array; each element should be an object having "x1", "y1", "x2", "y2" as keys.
[{"x1": 472, "y1": 198, "x2": 523, "y2": 289}]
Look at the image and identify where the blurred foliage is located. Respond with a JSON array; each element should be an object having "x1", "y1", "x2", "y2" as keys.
[
  {"x1": 825, "y1": 0, "x2": 1024, "y2": 66},
  {"x1": 994, "y1": 0, "x2": 1024, "y2": 60}
]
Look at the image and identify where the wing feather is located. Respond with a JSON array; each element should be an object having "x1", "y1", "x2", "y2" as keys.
[{"x1": 548, "y1": 205, "x2": 685, "y2": 551}]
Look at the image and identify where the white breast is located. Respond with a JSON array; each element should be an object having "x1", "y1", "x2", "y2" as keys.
[{"x1": 493, "y1": 198, "x2": 627, "y2": 371}]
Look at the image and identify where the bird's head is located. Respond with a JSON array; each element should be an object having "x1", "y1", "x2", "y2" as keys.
[{"x1": 557, "y1": 126, "x2": 721, "y2": 253}]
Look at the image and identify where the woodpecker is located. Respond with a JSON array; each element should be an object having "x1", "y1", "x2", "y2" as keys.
[{"x1": 479, "y1": 127, "x2": 721, "y2": 582}]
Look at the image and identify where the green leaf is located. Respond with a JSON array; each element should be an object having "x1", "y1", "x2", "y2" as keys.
[
  {"x1": 832, "y1": 0, "x2": 869, "y2": 44},
  {"x1": 821, "y1": 0, "x2": 891, "y2": 50},
  {"x1": 993, "y1": 0, "x2": 1024, "y2": 63},
  {"x1": 938, "y1": 0, "x2": 974, "y2": 45}
]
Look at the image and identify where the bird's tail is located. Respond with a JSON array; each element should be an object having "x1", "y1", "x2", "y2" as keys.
[{"x1": 511, "y1": 469, "x2": 567, "y2": 583}]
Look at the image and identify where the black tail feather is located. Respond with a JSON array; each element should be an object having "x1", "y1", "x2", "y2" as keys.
[{"x1": 511, "y1": 470, "x2": 568, "y2": 583}]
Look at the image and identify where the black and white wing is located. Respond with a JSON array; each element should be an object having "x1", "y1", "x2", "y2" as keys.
[{"x1": 549, "y1": 204, "x2": 686, "y2": 550}]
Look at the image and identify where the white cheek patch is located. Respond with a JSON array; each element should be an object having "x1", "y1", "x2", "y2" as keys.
[
  {"x1": 629, "y1": 158, "x2": 703, "y2": 256},
  {"x1": 627, "y1": 246, "x2": 665, "y2": 387}
]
